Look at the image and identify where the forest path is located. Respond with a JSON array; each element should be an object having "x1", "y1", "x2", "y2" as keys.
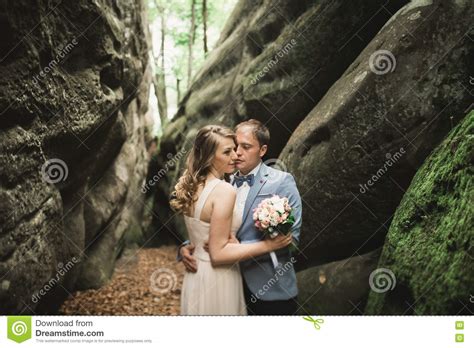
[{"x1": 60, "y1": 246, "x2": 184, "y2": 315}]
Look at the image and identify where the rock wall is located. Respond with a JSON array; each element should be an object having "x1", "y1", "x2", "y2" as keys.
[
  {"x1": 0, "y1": 0, "x2": 152, "y2": 313},
  {"x1": 280, "y1": 0, "x2": 473, "y2": 268}
]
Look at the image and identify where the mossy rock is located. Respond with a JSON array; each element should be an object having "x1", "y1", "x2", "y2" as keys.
[{"x1": 365, "y1": 110, "x2": 474, "y2": 315}]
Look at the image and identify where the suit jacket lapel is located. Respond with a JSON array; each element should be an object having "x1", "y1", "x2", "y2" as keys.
[{"x1": 236, "y1": 164, "x2": 269, "y2": 237}]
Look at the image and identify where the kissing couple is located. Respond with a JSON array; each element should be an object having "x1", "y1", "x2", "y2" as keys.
[{"x1": 170, "y1": 119, "x2": 302, "y2": 315}]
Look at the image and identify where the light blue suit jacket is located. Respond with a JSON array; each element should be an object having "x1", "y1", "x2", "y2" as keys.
[{"x1": 236, "y1": 163, "x2": 302, "y2": 301}]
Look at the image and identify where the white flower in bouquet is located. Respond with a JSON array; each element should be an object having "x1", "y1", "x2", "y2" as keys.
[
  {"x1": 252, "y1": 195, "x2": 297, "y2": 268},
  {"x1": 253, "y1": 195, "x2": 295, "y2": 237}
]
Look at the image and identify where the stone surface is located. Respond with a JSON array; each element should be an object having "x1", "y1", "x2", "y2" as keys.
[
  {"x1": 279, "y1": 0, "x2": 473, "y2": 268},
  {"x1": 0, "y1": 0, "x2": 152, "y2": 313},
  {"x1": 365, "y1": 111, "x2": 474, "y2": 315},
  {"x1": 296, "y1": 248, "x2": 382, "y2": 315}
]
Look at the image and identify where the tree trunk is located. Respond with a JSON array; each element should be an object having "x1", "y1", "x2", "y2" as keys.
[
  {"x1": 153, "y1": 72, "x2": 168, "y2": 127},
  {"x1": 202, "y1": 0, "x2": 208, "y2": 55},
  {"x1": 159, "y1": 2, "x2": 166, "y2": 73},
  {"x1": 152, "y1": 0, "x2": 168, "y2": 126},
  {"x1": 177, "y1": 78, "x2": 181, "y2": 104},
  {"x1": 187, "y1": 0, "x2": 196, "y2": 88}
]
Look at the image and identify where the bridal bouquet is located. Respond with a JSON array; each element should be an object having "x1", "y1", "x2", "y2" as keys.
[
  {"x1": 253, "y1": 195, "x2": 295, "y2": 236},
  {"x1": 253, "y1": 195, "x2": 295, "y2": 268}
]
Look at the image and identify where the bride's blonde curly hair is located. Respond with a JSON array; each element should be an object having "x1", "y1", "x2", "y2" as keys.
[{"x1": 170, "y1": 125, "x2": 236, "y2": 214}]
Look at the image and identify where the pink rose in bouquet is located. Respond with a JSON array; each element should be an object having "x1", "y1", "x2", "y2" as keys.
[{"x1": 252, "y1": 195, "x2": 295, "y2": 238}]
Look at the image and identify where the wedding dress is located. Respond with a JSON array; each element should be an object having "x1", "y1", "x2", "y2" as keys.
[{"x1": 180, "y1": 178, "x2": 247, "y2": 315}]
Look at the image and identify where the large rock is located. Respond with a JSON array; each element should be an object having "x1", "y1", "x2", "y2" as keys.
[
  {"x1": 0, "y1": 0, "x2": 152, "y2": 313},
  {"x1": 76, "y1": 65, "x2": 152, "y2": 290},
  {"x1": 365, "y1": 111, "x2": 473, "y2": 315},
  {"x1": 296, "y1": 248, "x2": 382, "y2": 315},
  {"x1": 280, "y1": 0, "x2": 474, "y2": 268},
  {"x1": 152, "y1": 0, "x2": 409, "y2": 243}
]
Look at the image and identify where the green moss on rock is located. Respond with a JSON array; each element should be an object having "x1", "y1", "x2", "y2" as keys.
[{"x1": 365, "y1": 111, "x2": 473, "y2": 314}]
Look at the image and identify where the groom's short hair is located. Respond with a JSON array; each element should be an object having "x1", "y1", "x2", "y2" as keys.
[{"x1": 235, "y1": 119, "x2": 270, "y2": 147}]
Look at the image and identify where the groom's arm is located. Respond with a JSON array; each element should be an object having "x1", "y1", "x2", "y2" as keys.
[
  {"x1": 277, "y1": 173, "x2": 302, "y2": 245},
  {"x1": 177, "y1": 241, "x2": 198, "y2": 272},
  {"x1": 176, "y1": 240, "x2": 190, "y2": 261}
]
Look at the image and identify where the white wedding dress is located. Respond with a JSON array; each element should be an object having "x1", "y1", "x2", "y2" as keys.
[{"x1": 180, "y1": 178, "x2": 247, "y2": 315}]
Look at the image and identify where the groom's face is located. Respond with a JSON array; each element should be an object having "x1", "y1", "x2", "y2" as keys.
[{"x1": 235, "y1": 126, "x2": 267, "y2": 175}]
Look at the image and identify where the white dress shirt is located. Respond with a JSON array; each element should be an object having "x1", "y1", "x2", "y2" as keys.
[{"x1": 234, "y1": 161, "x2": 262, "y2": 221}]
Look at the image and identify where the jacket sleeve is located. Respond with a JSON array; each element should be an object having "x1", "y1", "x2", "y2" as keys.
[{"x1": 276, "y1": 173, "x2": 302, "y2": 245}]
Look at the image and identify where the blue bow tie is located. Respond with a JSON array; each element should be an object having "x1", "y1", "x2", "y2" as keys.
[{"x1": 232, "y1": 174, "x2": 255, "y2": 187}]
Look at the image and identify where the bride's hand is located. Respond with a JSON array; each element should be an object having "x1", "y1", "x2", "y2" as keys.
[{"x1": 265, "y1": 233, "x2": 293, "y2": 252}]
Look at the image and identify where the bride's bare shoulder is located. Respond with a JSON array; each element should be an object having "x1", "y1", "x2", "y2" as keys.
[{"x1": 213, "y1": 181, "x2": 236, "y2": 196}]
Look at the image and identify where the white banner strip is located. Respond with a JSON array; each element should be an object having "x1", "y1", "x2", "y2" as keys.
[{"x1": 0, "y1": 316, "x2": 470, "y2": 347}]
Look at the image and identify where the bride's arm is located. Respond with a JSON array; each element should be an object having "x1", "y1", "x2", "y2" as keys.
[{"x1": 208, "y1": 183, "x2": 291, "y2": 266}]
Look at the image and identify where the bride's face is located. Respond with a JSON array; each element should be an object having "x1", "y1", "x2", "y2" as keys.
[{"x1": 211, "y1": 137, "x2": 237, "y2": 175}]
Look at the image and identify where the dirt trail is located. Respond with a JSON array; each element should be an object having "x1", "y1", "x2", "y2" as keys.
[{"x1": 60, "y1": 246, "x2": 184, "y2": 315}]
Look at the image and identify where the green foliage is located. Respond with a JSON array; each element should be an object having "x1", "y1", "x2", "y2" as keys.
[{"x1": 147, "y1": 0, "x2": 237, "y2": 126}]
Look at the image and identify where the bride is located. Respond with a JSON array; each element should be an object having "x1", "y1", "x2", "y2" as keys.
[{"x1": 170, "y1": 125, "x2": 292, "y2": 315}]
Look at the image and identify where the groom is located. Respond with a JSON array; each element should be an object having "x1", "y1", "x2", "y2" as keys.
[{"x1": 178, "y1": 119, "x2": 302, "y2": 315}]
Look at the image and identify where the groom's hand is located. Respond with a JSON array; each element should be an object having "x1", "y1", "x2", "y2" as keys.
[
  {"x1": 181, "y1": 244, "x2": 197, "y2": 273},
  {"x1": 228, "y1": 233, "x2": 239, "y2": 244},
  {"x1": 203, "y1": 234, "x2": 239, "y2": 253}
]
